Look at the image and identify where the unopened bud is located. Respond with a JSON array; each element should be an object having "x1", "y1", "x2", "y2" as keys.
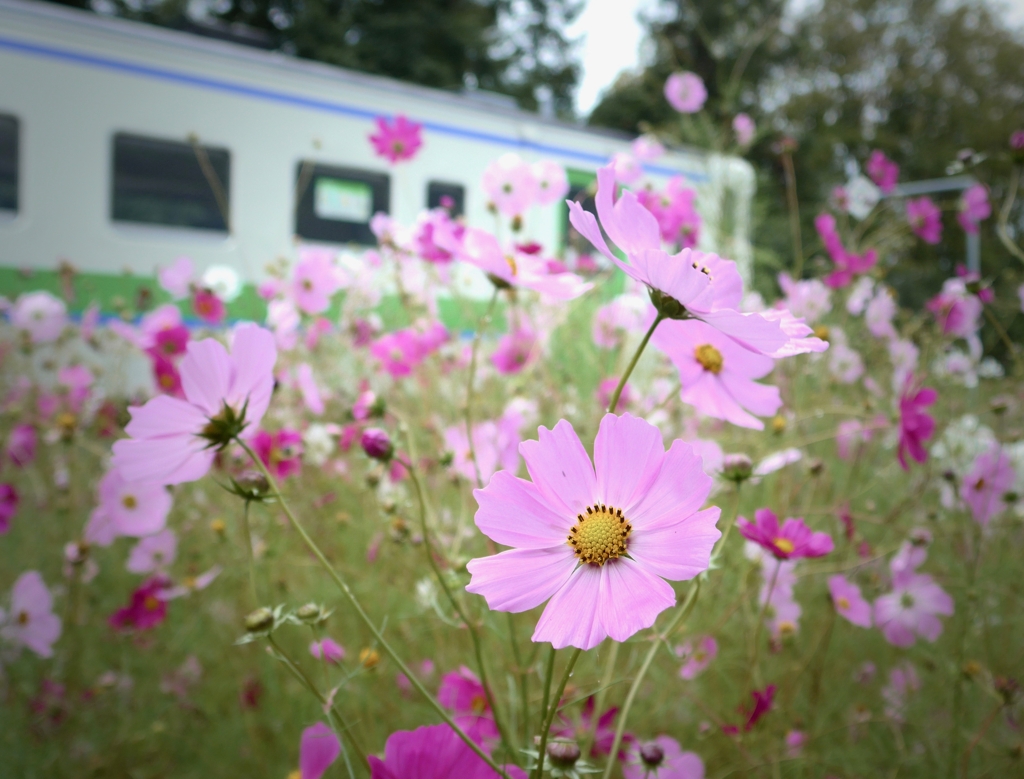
[
  {"x1": 546, "y1": 740, "x2": 581, "y2": 768},
  {"x1": 722, "y1": 453, "x2": 753, "y2": 483},
  {"x1": 808, "y1": 458, "x2": 824, "y2": 476},
  {"x1": 295, "y1": 603, "x2": 321, "y2": 623},
  {"x1": 639, "y1": 742, "x2": 665, "y2": 768},
  {"x1": 361, "y1": 428, "x2": 394, "y2": 462},
  {"x1": 359, "y1": 647, "x2": 381, "y2": 669},
  {"x1": 771, "y1": 415, "x2": 787, "y2": 434},
  {"x1": 244, "y1": 607, "x2": 274, "y2": 633},
  {"x1": 236, "y1": 470, "x2": 270, "y2": 495}
]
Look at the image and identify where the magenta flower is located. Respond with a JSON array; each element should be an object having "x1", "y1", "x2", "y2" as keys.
[
  {"x1": 664, "y1": 71, "x2": 707, "y2": 113},
  {"x1": 482, "y1": 153, "x2": 537, "y2": 216},
  {"x1": 253, "y1": 428, "x2": 304, "y2": 479},
  {"x1": 722, "y1": 685, "x2": 776, "y2": 735},
  {"x1": 112, "y1": 324, "x2": 277, "y2": 485},
  {"x1": 623, "y1": 736, "x2": 704, "y2": 779},
  {"x1": 962, "y1": 446, "x2": 1015, "y2": 526},
  {"x1": 738, "y1": 509, "x2": 834, "y2": 560},
  {"x1": 554, "y1": 696, "x2": 632, "y2": 758},
  {"x1": 815, "y1": 213, "x2": 878, "y2": 289},
  {"x1": 192, "y1": 288, "x2": 226, "y2": 325},
  {"x1": 371, "y1": 329, "x2": 425, "y2": 377},
  {"x1": 532, "y1": 160, "x2": 570, "y2": 206},
  {"x1": 109, "y1": 576, "x2": 170, "y2": 632},
  {"x1": 676, "y1": 635, "x2": 717, "y2": 680},
  {"x1": 957, "y1": 184, "x2": 991, "y2": 234},
  {"x1": 126, "y1": 529, "x2": 177, "y2": 574},
  {"x1": 309, "y1": 638, "x2": 346, "y2": 664},
  {"x1": 896, "y1": 377, "x2": 937, "y2": 470},
  {"x1": 906, "y1": 197, "x2": 942, "y2": 244},
  {"x1": 293, "y1": 249, "x2": 342, "y2": 315},
  {"x1": 151, "y1": 354, "x2": 183, "y2": 396},
  {"x1": 95, "y1": 467, "x2": 172, "y2": 537},
  {"x1": 438, "y1": 666, "x2": 499, "y2": 746},
  {"x1": 874, "y1": 568, "x2": 953, "y2": 647},
  {"x1": 300, "y1": 721, "x2": 341, "y2": 779},
  {"x1": 6, "y1": 423, "x2": 36, "y2": 467},
  {"x1": 148, "y1": 324, "x2": 190, "y2": 358},
  {"x1": 0, "y1": 571, "x2": 62, "y2": 658},
  {"x1": 733, "y1": 113, "x2": 756, "y2": 147},
  {"x1": 158, "y1": 256, "x2": 195, "y2": 299},
  {"x1": 636, "y1": 178, "x2": 701, "y2": 247},
  {"x1": 369, "y1": 724, "x2": 524, "y2": 779},
  {"x1": 9, "y1": 291, "x2": 67, "y2": 343},
  {"x1": 827, "y1": 575, "x2": 872, "y2": 628},
  {"x1": 361, "y1": 427, "x2": 394, "y2": 461},
  {"x1": 926, "y1": 278, "x2": 982, "y2": 338},
  {"x1": 466, "y1": 413, "x2": 721, "y2": 650},
  {"x1": 653, "y1": 319, "x2": 782, "y2": 430},
  {"x1": 369, "y1": 115, "x2": 423, "y2": 163},
  {"x1": 490, "y1": 327, "x2": 537, "y2": 375},
  {"x1": 413, "y1": 208, "x2": 464, "y2": 264},
  {"x1": 0, "y1": 483, "x2": 18, "y2": 534},
  {"x1": 866, "y1": 150, "x2": 899, "y2": 194}
]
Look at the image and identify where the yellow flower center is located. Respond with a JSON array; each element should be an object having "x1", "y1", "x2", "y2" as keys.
[
  {"x1": 694, "y1": 344, "x2": 723, "y2": 374},
  {"x1": 122, "y1": 494, "x2": 137, "y2": 510},
  {"x1": 837, "y1": 596, "x2": 851, "y2": 610},
  {"x1": 567, "y1": 504, "x2": 632, "y2": 566},
  {"x1": 471, "y1": 694, "x2": 488, "y2": 715},
  {"x1": 17, "y1": 610, "x2": 29, "y2": 625},
  {"x1": 144, "y1": 595, "x2": 160, "y2": 611},
  {"x1": 814, "y1": 325, "x2": 830, "y2": 341},
  {"x1": 302, "y1": 279, "x2": 313, "y2": 291},
  {"x1": 778, "y1": 620, "x2": 796, "y2": 636},
  {"x1": 359, "y1": 647, "x2": 381, "y2": 669},
  {"x1": 774, "y1": 537, "x2": 795, "y2": 554},
  {"x1": 504, "y1": 255, "x2": 518, "y2": 277},
  {"x1": 159, "y1": 373, "x2": 176, "y2": 389}
]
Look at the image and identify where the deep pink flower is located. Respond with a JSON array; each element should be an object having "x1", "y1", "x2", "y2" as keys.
[
  {"x1": 369, "y1": 115, "x2": 423, "y2": 163},
  {"x1": 722, "y1": 685, "x2": 776, "y2": 735},
  {"x1": 293, "y1": 250, "x2": 342, "y2": 315},
  {"x1": 957, "y1": 184, "x2": 990, "y2": 234},
  {"x1": 253, "y1": 428, "x2": 303, "y2": 479},
  {"x1": 874, "y1": 569, "x2": 953, "y2": 647},
  {"x1": 737, "y1": 508, "x2": 833, "y2": 560},
  {"x1": 158, "y1": 256, "x2": 195, "y2": 299},
  {"x1": 896, "y1": 377, "x2": 937, "y2": 470},
  {"x1": 815, "y1": 214, "x2": 878, "y2": 289},
  {"x1": 109, "y1": 576, "x2": 170, "y2": 631},
  {"x1": 828, "y1": 575, "x2": 872, "y2": 628},
  {"x1": 926, "y1": 278, "x2": 982, "y2": 338},
  {"x1": 9, "y1": 291, "x2": 67, "y2": 343},
  {"x1": 192, "y1": 288, "x2": 226, "y2": 325},
  {"x1": 962, "y1": 446, "x2": 1015, "y2": 526},
  {"x1": 368, "y1": 724, "x2": 524, "y2": 779},
  {"x1": 149, "y1": 324, "x2": 190, "y2": 358},
  {"x1": 300, "y1": 721, "x2": 341, "y2": 779},
  {"x1": 112, "y1": 324, "x2": 277, "y2": 484},
  {"x1": 482, "y1": 153, "x2": 537, "y2": 216},
  {"x1": 413, "y1": 208, "x2": 464, "y2": 264},
  {"x1": 733, "y1": 113, "x2": 756, "y2": 147},
  {"x1": 866, "y1": 150, "x2": 899, "y2": 194},
  {"x1": 676, "y1": 635, "x2": 717, "y2": 680},
  {"x1": 0, "y1": 483, "x2": 18, "y2": 533},
  {"x1": 361, "y1": 428, "x2": 394, "y2": 461},
  {"x1": 1, "y1": 571, "x2": 62, "y2": 657},
  {"x1": 438, "y1": 666, "x2": 499, "y2": 746},
  {"x1": 95, "y1": 467, "x2": 172, "y2": 537},
  {"x1": 532, "y1": 160, "x2": 570, "y2": 206},
  {"x1": 664, "y1": 72, "x2": 707, "y2": 113},
  {"x1": 623, "y1": 735, "x2": 704, "y2": 779},
  {"x1": 466, "y1": 413, "x2": 721, "y2": 650},
  {"x1": 653, "y1": 319, "x2": 782, "y2": 430},
  {"x1": 490, "y1": 327, "x2": 537, "y2": 374},
  {"x1": 151, "y1": 353, "x2": 183, "y2": 396},
  {"x1": 6, "y1": 423, "x2": 36, "y2": 467},
  {"x1": 126, "y1": 529, "x2": 177, "y2": 574},
  {"x1": 309, "y1": 638, "x2": 346, "y2": 664},
  {"x1": 636, "y1": 178, "x2": 701, "y2": 247},
  {"x1": 906, "y1": 197, "x2": 942, "y2": 244},
  {"x1": 554, "y1": 696, "x2": 632, "y2": 758}
]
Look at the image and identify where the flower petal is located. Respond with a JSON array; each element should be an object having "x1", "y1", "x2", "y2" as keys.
[
  {"x1": 112, "y1": 436, "x2": 215, "y2": 485},
  {"x1": 520, "y1": 420, "x2": 597, "y2": 516},
  {"x1": 466, "y1": 546, "x2": 575, "y2": 613},
  {"x1": 596, "y1": 558, "x2": 677, "y2": 644},
  {"x1": 473, "y1": 472, "x2": 571, "y2": 549},
  {"x1": 630, "y1": 439, "x2": 714, "y2": 528},
  {"x1": 627, "y1": 506, "x2": 721, "y2": 580},
  {"x1": 532, "y1": 564, "x2": 607, "y2": 649},
  {"x1": 593, "y1": 413, "x2": 665, "y2": 514},
  {"x1": 122, "y1": 395, "x2": 208, "y2": 440},
  {"x1": 180, "y1": 339, "x2": 231, "y2": 416}
]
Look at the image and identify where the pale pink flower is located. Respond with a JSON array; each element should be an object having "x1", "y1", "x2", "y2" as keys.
[
  {"x1": 962, "y1": 446, "x2": 1015, "y2": 526},
  {"x1": 652, "y1": 319, "x2": 782, "y2": 430},
  {"x1": 738, "y1": 508, "x2": 833, "y2": 560},
  {"x1": 368, "y1": 724, "x2": 523, "y2": 779},
  {"x1": 611, "y1": 152, "x2": 642, "y2": 185},
  {"x1": 864, "y1": 287, "x2": 897, "y2": 339},
  {"x1": 891, "y1": 529, "x2": 932, "y2": 576},
  {"x1": 926, "y1": 278, "x2": 982, "y2": 339},
  {"x1": 882, "y1": 662, "x2": 920, "y2": 722},
  {"x1": 888, "y1": 339, "x2": 919, "y2": 393},
  {"x1": 592, "y1": 295, "x2": 647, "y2": 349},
  {"x1": 664, "y1": 71, "x2": 707, "y2": 113},
  {"x1": 733, "y1": 113, "x2": 756, "y2": 147},
  {"x1": 292, "y1": 250, "x2": 341, "y2": 315},
  {"x1": 957, "y1": 184, "x2": 990, "y2": 234},
  {"x1": 466, "y1": 413, "x2": 721, "y2": 650},
  {"x1": 532, "y1": 160, "x2": 569, "y2": 206},
  {"x1": 676, "y1": 636, "x2": 717, "y2": 680},
  {"x1": 846, "y1": 276, "x2": 875, "y2": 315},
  {"x1": 623, "y1": 735, "x2": 704, "y2": 779},
  {"x1": 764, "y1": 575, "x2": 802, "y2": 639},
  {"x1": 126, "y1": 529, "x2": 177, "y2": 574},
  {"x1": 7, "y1": 423, "x2": 37, "y2": 467},
  {"x1": 413, "y1": 208, "x2": 463, "y2": 264},
  {"x1": 111, "y1": 324, "x2": 277, "y2": 484},
  {"x1": 158, "y1": 256, "x2": 195, "y2": 299},
  {"x1": 482, "y1": 153, "x2": 537, "y2": 217},
  {"x1": 295, "y1": 363, "x2": 325, "y2": 415},
  {"x1": 490, "y1": 327, "x2": 537, "y2": 374},
  {"x1": 10, "y1": 291, "x2": 67, "y2": 343},
  {"x1": 300, "y1": 721, "x2": 341, "y2": 779},
  {"x1": 1, "y1": 571, "x2": 62, "y2": 657},
  {"x1": 369, "y1": 115, "x2": 423, "y2": 163},
  {"x1": 828, "y1": 575, "x2": 872, "y2": 628},
  {"x1": 874, "y1": 568, "x2": 953, "y2": 647},
  {"x1": 632, "y1": 135, "x2": 665, "y2": 161},
  {"x1": 443, "y1": 418, "x2": 519, "y2": 485},
  {"x1": 438, "y1": 666, "x2": 499, "y2": 746},
  {"x1": 829, "y1": 339, "x2": 864, "y2": 384},
  {"x1": 95, "y1": 467, "x2": 172, "y2": 537},
  {"x1": 0, "y1": 483, "x2": 17, "y2": 534},
  {"x1": 157, "y1": 566, "x2": 221, "y2": 600},
  {"x1": 309, "y1": 638, "x2": 346, "y2": 664},
  {"x1": 906, "y1": 197, "x2": 942, "y2": 244},
  {"x1": 836, "y1": 419, "x2": 873, "y2": 460},
  {"x1": 777, "y1": 273, "x2": 831, "y2": 323},
  {"x1": 866, "y1": 150, "x2": 899, "y2": 194}
]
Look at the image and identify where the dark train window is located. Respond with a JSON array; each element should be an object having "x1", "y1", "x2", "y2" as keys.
[
  {"x1": 295, "y1": 163, "x2": 390, "y2": 245},
  {"x1": 426, "y1": 181, "x2": 465, "y2": 217},
  {"x1": 112, "y1": 133, "x2": 230, "y2": 231},
  {"x1": 0, "y1": 114, "x2": 18, "y2": 212}
]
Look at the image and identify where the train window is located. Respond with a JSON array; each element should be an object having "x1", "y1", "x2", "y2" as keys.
[
  {"x1": 426, "y1": 181, "x2": 465, "y2": 217},
  {"x1": 112, "y1": 133, "x2": 230, "y2": 231},
  {"x1": 0, "y1": 114, "x2": 18, "y2": 212},
  {"x1": 295, "y1": 163, "x2": 389, "y2": 245}
]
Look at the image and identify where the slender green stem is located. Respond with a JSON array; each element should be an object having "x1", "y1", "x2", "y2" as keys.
[
  {"x1": 537, "y1": 645, "x2": 557, "y2": 742},
  {"x1": 996, "y1": 165, "x2": 1024, "y2": 265},
  {"x1": 708, "y1": 485, "x2": 742, "y2": 570},
  {"x1": 750, "y1": 559, "x2": 782, "y2": 688},
  {"x1": 533, "y1": 647, "x2": 583, "y2": 779},
  {"x1": 507, "y1": 612, "x2": 529, "y2": 742},
  {"x1": 465, "y1": 289, "x2": 500, "y2": 488},
  {"x1": 948, "y1": 521, "x2": 985, "y2": 779},
  {"x1": 590, "y1": 642, "x2": 619, "y2": 744},
  {"x1": 236, "y1": 438, "x2": 510, "y2": 779},
  {"x1": 782, "y1": 151, "x2": 804, "y2": 277},
  {"x1": 240, "y1": 500, "x2": 258, "y2": 605},
  {"x1": 983, "y1": 305, "x2": 1024, "y2": 376},
  {"x1": 607, "y1": 314, "x2": 664, "y2": 414},
  {"x1": 601, "y1": 581, "x2": 702, "y2": 779}
]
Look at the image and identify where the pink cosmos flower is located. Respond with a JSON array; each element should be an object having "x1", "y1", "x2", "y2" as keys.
[
  {"x1": 891, "y1": 529, "x2": 932, "y2": 576},
  {"x1": 592, "y1": 295, "x2": 647, "y2": 349},
  {"x1": 126, "y1": 529, "x2": 177, "y2": 574},
  {"x1": 158, "y1": 256, "x2": 195, "y2": 299},
  {"x1": 438, "y1": 666, "x2": 499, "y2": 746},
  {"x1": 866, "y1": 150, "x2": 899, "y2": 194},
  {"x1": 532, "y1": 160, "x2": 570, "y2": 206},
  {"x1": 827, "y1": 575, "x2": 872, "y2": 628},
  {"x1": 815, "y1": 214, "x2": 878, "y2": 289},
  {"x1": 777, "y1": 273, "x2": 831, "y2": 323},
  {"x1": 112, "y1": 324, "x2": 277, "y2": 485},
  {"x1": 466, "y1": 413, "x2": 721, "y2": 650},
  {"x1": 652, "y1": 319, "x2": 782, "y2": 430},
  {"x1": 676, "y1": 636, "x2": 717, "y2": 680},
  {"x1": 632, "y1": 134, "x2": 665, "y2": 161},
  {"x1": 636, "y1": 179, "x2": 701, "y2": 248},
  {"x1": 369, "y1": 115, "x2": 423, "y2": 163},
  {"x1": 864, "y1": 287, "x2": 898, "y2": 340},
  {"x1": 785, "y1": 731, "x2": 807, "y2": 759},
  {"x1": 309, "y1": 638, "x2": 346, "y2": 664},
  {"x1": 883, "y1": 662, "x2": 920, "y2": 722},
  {"x1": 192, "y1": 288, "x2": 226, "y2": 325},
  {"x1": 300, "y1": 721, "x2": 341, "y2": 779},
  {"x1": 957, "y1": 184, "x2": 990, "y2": 234},
  {"x1": 253, "y1": 428, "x2": 304, "y2": 479},
  {"x1": 926, "y1": 278, "x2": 982, "y2": 338},
  {"x1": 293, "y1": 250, "x2": 341, "y2": 315},
  {"x1": 623, "y1": 736, "x2": 704, "y2": 779},
  {"x1": 10, "y1": 291, "x2": 67, "y2": 343},
  {"x1": 664, "y1": 71, "x2": 707, "y2": 113},
  {"x1": 109, "y1": 576, "x2": 171, "y2": 631},
  {"x1": 0, "y1": 483, "x2": 18, "y2": 533},
  {"x1": 896, "y1": 377, "x2": 937, "y2": 470},
  {"x1": 611, "y1": 152, "x2": 643, "y2": 185},
  {"x1": 0, "y1": 571, "x2": 62, "y2": 657},
  {"x1": 722, "y1": 685, "x2": 776, "y2": 735},
  {"x1": 962, "y1": 446, "x2": 1015, "y2": 526},
  {"x1": 413, "y1": 208, "x2": 464, "y2": 264},
  {"x1": 554, "y1": 696, "x2": 632, "y2": 758},
  {"x1": 1012, "y1": 130, "x2": 1024, "y2": 151},
  {"x1": 738, "y1": 508, "x2": 834, "y2": 560},
  {"x1": 152, "y1": 354, "x2": 183, "y2": 396},
  {"x1": 906, "y1": 197, "x2": 942, "y2": 244},
  {"x1": 874, "y1": 568, "x2": 954, "y2": 647},
  {"x1": 369, "y1": 724, "x2": 524, "y2": 779},
  {"x1": 94, "y1": 467, "x2": 172, "y2": 537},
  {"x1": 295, "y1": 363, "x2": 325, "y2": 415},
  {"x1": 371, "y1": 329, "x2": 425, "y2": 377},
  {"x1": 596, "y1": 377, "x2": 633, "y2": 412},
  {"x1": 490, "y1": 327, "x2": 537, "y2": 374},
  {"x1": 482, "y1": 153, "x2": 537, "y2": 216},
  {"x1": 148, "y1": 324, "x2": 190, "y2": 358},
  {"x1": 7, "y1": 423, "x2": 36, "y2": 467},
  {"x1": 733, "y1": 113, "x2": 756, "y2": 147},
  {"x1": 836, "y1": 419, "x2": 874, "y2": 460}
]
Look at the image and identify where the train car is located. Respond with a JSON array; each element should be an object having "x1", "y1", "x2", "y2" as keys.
[{"x1": 0, "y1": 0, "x2": 755, "y2": 304}]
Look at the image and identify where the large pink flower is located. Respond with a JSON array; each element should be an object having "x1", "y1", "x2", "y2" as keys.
[
  {"x1": 962, "y1": 446, "x2": 1015, "y2": 526},
  {"x1": 896, "y1": 378, "x2": 937, "y2": 470},
  {"x1": 369, "y1": 115, "x2": 423, "y2": 163},
  {"x1": 0, "y1": 571, "x2": 62, "y2": 658},
  {"x1": 623, "y1": 736, "x2": 704, "y2": 779},
  {"x1": 664, "y1": 71, "x2": 707, "y2": 113},
  {"x1": 652, "y1": 319, "x2": 782, "y2": 430},
  {"x1": 466, "y1": 414, "x2": 721, "y2": 650},
  {"x1": 369, "y1": 724, "x2": 524, "y2": 779},
  {"x1": 874, "y1": 568, "x2": 953, "y2": 647},
  {"x1": 95, "y1": 467, "x2": 173, "y2": 537},
  {"x1": 112, "y1": 324, "x2": 277, "y2": 485},
  {"x1": 293, "y1": 249, "x2": 342, "y2": 315},
  {"x1": 738, "y1": 508, "x2": 833, "y2": 560},
  {"x1": 906, "y1": 197, "x2": 942, "y2": 244}
]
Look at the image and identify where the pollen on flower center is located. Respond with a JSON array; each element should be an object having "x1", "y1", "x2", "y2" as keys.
[
  {"x1": 773, "y1": 537, "x2": 795, "y2": 554},
  {"x1": 567, "y1": 504, "x2": 632, "y2": 566},
  {"x1": 122, "y1": 494, "x2": 137, "y2": 510},
  {"x1": 17, "y1": 610, "x2": 29, "y2": 625},
  {"x1": 837, "y1": 596, "x2": 851, "y2": 610},
  {"x1": 144, "y1": 595, "x2": 160, "y2": 611},
  {"x1": 470, "y1": 694, "x2": 488, "y2": 715},
  {"x1": 504, "y1": 255, "x2": 518, "y2": 276},
  {"x1": 695, "y1": 344, "x2": 724, "y2": 374}
]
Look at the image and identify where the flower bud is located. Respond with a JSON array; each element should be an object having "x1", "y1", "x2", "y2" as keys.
[
  {"x1": 546, "y1": 740, "x2": 581, "y2": 768},
  {"x1": 359, "y1": 647, "x2": 381, "y2": 669},
  {"x1": 295, "y1": 603, "x2": 321, "y2": 624},
  {"x1": 361, "y1": 428, "x2": 394, "y2": 462},
  {"x1": 236, "y1": 470, "x2": 270, "y2": 495},
  {"x1": 639, "y1": 742, "x2": 665, "y2": 768},
  {"x1": 771, "y1": 415, "x2": 787, "y2": 434},
  {"x1": 722, "y1": 453, "x2": 753, "y2": 483},
  {"x1": 244, "y1": 607, "x2": 274, "y2": 633}
]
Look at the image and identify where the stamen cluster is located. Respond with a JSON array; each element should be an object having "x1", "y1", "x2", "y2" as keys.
[{"x1": 567, "y1": 504, "x2": 632, "y2": 566}]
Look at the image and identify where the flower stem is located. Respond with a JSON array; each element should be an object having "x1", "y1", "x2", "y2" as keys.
[
  {"x1": 750, "y1": 558, "x2": 782, "y2": 688},
  {"x1": 982, "y1": 305, "x2": 1024, "y2": 376},
  {"x1": 236, "y1": 437, "x2": 510, "y2": 779},
  {"x1": 240, "y1": 499, "x2": 259, "y2": 605},
  {"x1": 465, "y1": 288, "x2": 500, "y2": 488},
  {"x1": 996, "y1": 165, "x2": 1024, "y2": 265},
  {"x1": 607, "y1": 314, "x2": 664, "y2": 414},
  {"x1": 601, "y1": 581, "x2": 702, "y2": 779},
  {"x1": 507, "y1": 612, "x2": 529, "y2": 742},
  {"x1": 533, "y1": 647, "x2": 583, "y2": 779},
  {"x1": 782, "y1": 151, "x2": 805, "y2": 278}
]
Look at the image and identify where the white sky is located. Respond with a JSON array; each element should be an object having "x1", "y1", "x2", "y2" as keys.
[{"x1": 570, "y1": 0, "x2": 1024, "y2": 117}]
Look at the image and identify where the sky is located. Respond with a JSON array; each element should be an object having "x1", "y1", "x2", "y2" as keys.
[{"x1": 569, "y1": 0, "x2": 1024, "y2": 117}]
